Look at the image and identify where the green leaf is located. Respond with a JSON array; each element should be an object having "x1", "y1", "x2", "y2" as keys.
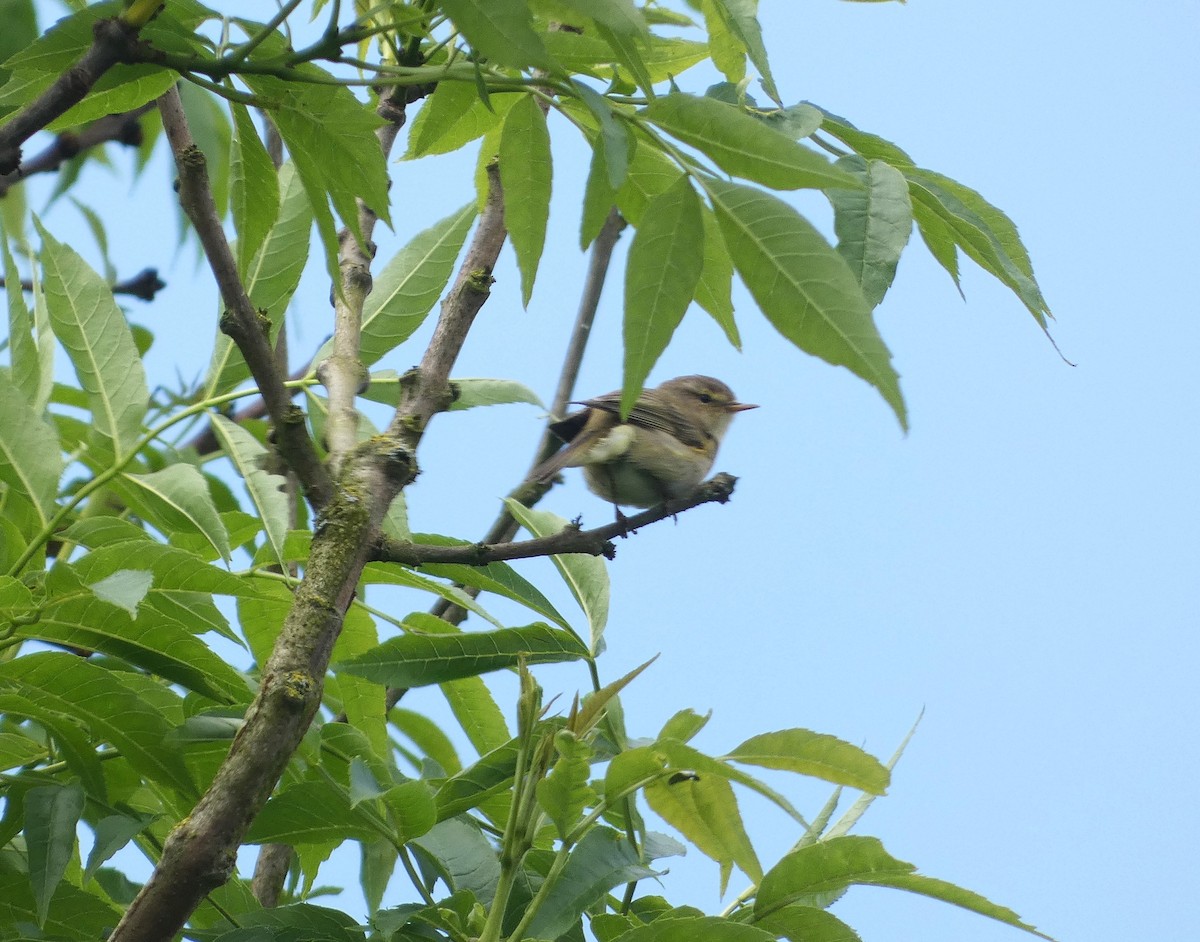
[
  {"x1": 753, "y1": 905, "x2": 862, "y2": 942},
  {"x1": 383, "y1": 779, "x2": 439, "y2": 843},
  {"x1": 35, "y1": 218, "x2": 148, "y2": 463},
  {"x1": 642, "y1": 94, "x2": 856, "y2": 191},
  {"x1": 24, "y1": 781, "x2": 84, "y2": 927},
  {"x1": 87, "y1": 568, "x2": 153, "y2": 618},
  {"x1": 179, "y1": 80, "x2": 232, "y2": 221},
  {"x1": 440, "y1": 0, "x2": 551, "y2": 69},
  {"x1": 813, "y1": 107, "x2": 916, "y2": 168},
  {"x1": 449, "y1": 377, "x2": 543, "y2": 411},
  {"x1": 415, "y1": 539, "x2": 571, "y2": 630},
  {"x1": 33, "y1": 579, "x2": 249, "y2": 703},
  {"x1": 701, "y1": 0, "x2": 746, "y2": 86},
  {"x1": 614, "y1": 137, "x2": 685, "y2": 225},
  {"x1": 406, "y1": 85, "x2": 517, "y2": 159},
  {"x1": 330, "y1": 605, "x2": 387, "y2": 760},
  {"x1": 694, "y1": 203, "x2": 740, "y2": 347},
  {"x1": 210, "y1": 415, "x2": 290, "y2": 570},
  {"x1": 243, "y1": 70, "x2": 390, "y2": 289},
  {"x1": 411, "y1": 818, "x2": 501, "y2": 904},
  {"x1": 499, "y1": 95, "x2": 553, "y2": 305},
  {"x1": 246, "y1": 780, "x2": 380, "y2": 845},
  {"x1": 433, "y1": 738, "x2": 520, "y2": 821},
  {"x1": 83, "y1": 814, "x2": 154, "y2": 886},
  {"x1": 361, "y1": 564, "x2": 504, "y2": 628},
  {"x1": 0, "y1": 383, "x2": 61, "y2": 534},
  {"x1": 573, "y1": 80, "x2": 633, "y2": 190},
  {"x1": 0, "y1": 653, "x2": 196, "y2": 795},
  {"x1": 608, "y1": 916, "x2": 776, "y2": 942},
  {"x1": 0, "y1": 854, "x2": 121, "y2": 938},
  {"x1": 230, "y1": 103, "x2": 280, "y2": 275},
  {"x1": 830, "y1": 156, "x2": 913, "y2": 309},
  {"x1": 2, "y1": 229, "x2": 39, "y2": 402},
  {"x1": 755, "y1": 836, "x2": 1051, "y2": 939},
  {"x1": 116, "y1": 464, "x2": 231, "y2": 562},
  {"x1": 726, "y1": 729, "x2": 890, "y2": 794},
  {"x1": 904, "y1": 167, "x2": 1051, "y2": 326},
  {"x1": 544, "y1": 32, "x2": 709, "y2": 86},
  {"x1": 312, "y1": 203, "x2": 478, "y2": 371},
  {"x1": 706, "y1": 179, "x2": 906, "y2": 428},
  {"x1": 622, "y1": 176, "x2": 705, "y2": 413},
  {"x1": 525, "y1": 828, "x2": 658, "y2": 939},
  {"x1": 704, "y1": 0, "x2": 780, "y2": 105},
  {"x1": 646, "y1": 770, "x2": 761, "y2": 892},
  {"x1": 504, "y1": 499, "x2": 608, "y2": 655},
  {"x1": 337, "y1": 624, "x2": 589, "y2": 688},
  {"x1": 205, "y1": 161, "x2": 312, "y2": 397}
]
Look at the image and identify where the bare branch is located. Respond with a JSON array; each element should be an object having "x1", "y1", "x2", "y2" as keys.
[
  {"x1": 0, "y1": 104, "x2": 153, "y2": 196},
  {"x1": 0, "y1": 266, "x2": 165, "y2": 301},
  {"x1": 377, "y1": 473, "x2": 741, "y2": 566},
  {"x1": 157, "y1": 85, "x2": 333, "y2": 509}
]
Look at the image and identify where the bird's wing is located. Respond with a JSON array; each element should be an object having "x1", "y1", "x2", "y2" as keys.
[{"x1": 581, "y1": 390, "x2": 707, "y2": 449}]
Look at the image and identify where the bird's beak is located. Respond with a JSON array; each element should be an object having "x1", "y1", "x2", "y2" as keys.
[{"x1": 727, "y1": 402, "x2": 758, "y2": 412}]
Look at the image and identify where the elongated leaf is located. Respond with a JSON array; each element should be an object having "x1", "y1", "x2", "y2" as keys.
[
  {"x1": 2, "y1": 230, "x2": 39, "y2": 402},
  {"x1": 0, "y1": 653, "x2": 196, "y2": 795},
  {"x1": 500, "y1": 95, "x2": 553, "y2": 305},
  {"x1": 606, "y1": 917, "x2": 775, "y2": 942},
  {"x1": 726, "y1": 729, "x2": 890, "y2": 794},
  {"x1": 337, "y1": 624, "x2": 588, "y2": 688},
  {"x1": 84, "y1": 813, "x2": 154, "y2": 886},
  {"x1": 415, "y1": 538, "x2": 571, "y2": 630},
  {"x1": 830, "y1": 156, "x2": 913, "y2": 309},
  {"x1": 32, "y1": 587, "x2": 249, "y2": 703},
  {"x1": 573, "y1": 81, "x2": 634, "y2": 191},
  {"x1": 643, "y1": 94, "x2": 856, "y2": 191},
  {"x1": 622, "y1": 175, "x2": 705, "y2": 413},
  {"x1": 116, "y1": 464, "x2": 231, "y2": 562},
  {"x1": 646, "y1": 770, "x2": 760, "y2": 892},
  {"x1": 361, "y1": 563, "x2": 504, "y2": 628},
  {"x1": 433, "y1": 738, "x2": 520, "y2": 821},
  {"x1": 0, "y1": 854, "x2": 121, "y2": 938},
  {"x1": 405, "y1": 83, "x2": 516, "y2": 159},
  {"x1": 504, "y1": 499, "x2": 608, "y2": 655},
  {"x1": 246, "y1": 780, "x2": 381, "y2": 845},
  {"x1": 210, "y1": 414, "x2": 289, "y2": 570},
  {"x1": 695, "y1": 203, "x2": 740, "y2": 347},
  {"x1": 205, "y1": 161, "x2": 312, "y2": 397},
  {"x1": 526, "y1": 828, "x2": 658, "y2": 939},
  {"x1": 440, "y1": 0, "x2": 550, "y2": 69},
  {"x1": 442, "y1": 672, "x2": 511, "y2": 758},
  {"x1": 35, "y1": 219, "x2": 148, "y2": 463},
  {"x1": 544, "y1": 32, "x2": 710, "y2": 86},
  {"x1": 904, "y1": 167, "x2": 1051, "y2": 326},
  {"x1": 25, "y1": 781, "x2": 84, "y2": 926},
  {"x1": 755, "y1": 836, "x2": 1051, "y2": 939},
  {"x1": 312, "y1": 203, "x2": 477, "y2": 371},
  {"x1": 706, "y1": 179, "x2": 906, "y2": 428},
  {"x1": 0, "y1": 693, "x2": 106, "y2": 799},
  {"x1": 0, "y1": 384, "x2": 61, "y2": 533},
  {"x1": 706, "y1": 0, "x2": 780, "y2": 105},
  {"x1": 87, "y1": 568, "x2": 152, "y2": 618},
  {"x1": 243, "y1": 69, "x2": 390, "y2": 288},
  {"x1": 230, "y1": 102, "x2": 280, "y2": 275},
  {"x1": 411, "y1": 818, "x2": 502, "y2": 905}
]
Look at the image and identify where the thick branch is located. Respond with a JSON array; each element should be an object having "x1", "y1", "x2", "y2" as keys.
[
  {"x1": 0, "y1": 17, "x2": 146, "y2": 175},
  {"x1": 157, "y1": 86, "x2": 333, "y2": 508},
  {"x1": 377, "y1": 473, "x2": 741, "y2": 566}
]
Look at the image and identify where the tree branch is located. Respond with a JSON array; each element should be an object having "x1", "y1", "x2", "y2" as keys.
[
  {"x1": 377, "y1": 473, "x2": 741, "y2": 566},
  {"x1": 0, "y1": 16, "x2": 145, "y2": 175},
  {"x1": 157, "y1": 85, "x2": 333, "y2": 509},
  {"x1": 0, "y1": 104, "x2": 153, "y2": 196}
]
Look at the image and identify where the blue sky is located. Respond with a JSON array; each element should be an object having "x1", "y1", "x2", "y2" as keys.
[{"x1": 8, "y1": 1, "x2": 1199, "y2": 940}]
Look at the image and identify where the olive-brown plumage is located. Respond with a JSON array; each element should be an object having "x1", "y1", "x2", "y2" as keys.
[{"x1": 531, "y1": 375, "x2": 757, "y2": 508}]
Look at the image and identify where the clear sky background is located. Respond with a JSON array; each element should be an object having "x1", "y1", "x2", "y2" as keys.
[{"x1": 9, "y1": 2, "x2": 1200, "y2": 941}]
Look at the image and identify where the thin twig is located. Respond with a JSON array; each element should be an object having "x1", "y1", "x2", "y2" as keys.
[{"x1": 0, "y1": 267, "x2": 165, "y2": 301}]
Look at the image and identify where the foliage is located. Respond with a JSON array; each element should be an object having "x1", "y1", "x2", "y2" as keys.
[{"x1": 0, "y1": 1, "x2": 1055, "y2": 940}]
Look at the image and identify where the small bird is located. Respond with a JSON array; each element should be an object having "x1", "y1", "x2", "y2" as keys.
[{"x1": 531, "y1": 375, "x2": 757, "y2": 509}]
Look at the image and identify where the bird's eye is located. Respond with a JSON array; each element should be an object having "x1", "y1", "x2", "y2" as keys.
[{"x1": 698, "y1": 393, "x2": 713, "y2": 403}]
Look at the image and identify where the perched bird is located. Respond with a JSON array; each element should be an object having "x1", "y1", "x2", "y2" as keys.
[{"x1": 531, "y1": 375, "x2": 757, "y2": 508}]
